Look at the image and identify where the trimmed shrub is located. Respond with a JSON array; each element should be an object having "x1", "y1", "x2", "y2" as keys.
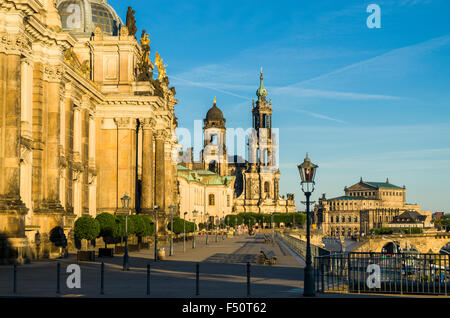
[
  {"x1": 74, "y1": 216, "x2": 100, "y2": 249},
  {"x1": 49, "y1": 226, "x2": 67, "y2": 248},
  {"x1": 96, "y1": 213, "x2": 118, "y2": 246}
]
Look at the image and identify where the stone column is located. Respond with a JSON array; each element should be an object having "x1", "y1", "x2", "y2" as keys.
[
  {"x1": 88, "y1": 113, "x2": 96, "y2": 216},
  {"x1": 0, "y1": 53, "x2": 27, "y2": 236},
  {"x1": 115, "y1": 118, "x2": 137, "y2": 213},
  {"x1": 140, "y1": 118, "x2": 155, "y2": 214},
  {"x1": 154, "y1": 129, "x2": 168, "y2": 211},
  {"x1": 42, "y1": 64, "x2": 64, "y2": 212}
]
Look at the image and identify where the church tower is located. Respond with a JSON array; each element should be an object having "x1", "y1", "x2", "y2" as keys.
[
  {"x1": 235, "y1": 69, "x2": 288, "y2": 213},
  {"x1": 249, "y1": 69, "x2": 276, "y2": 169},
  {"x1": 202, "y1": 97, "x2": 228, "y2": 176}
]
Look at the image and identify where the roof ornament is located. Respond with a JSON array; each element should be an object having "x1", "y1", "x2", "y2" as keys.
[
  {"x1": 360, "y1": 177, "x2": 363, "y2": 183},
  {"x1": 386, "y1": 178, "x2": 390, "y2": 184},
  {"x1": 213, "y1": 96, "x2": 216, "y2": 105},
  {"x1": 125, "y1": 6, "x2": 137, "y2": 37},
  {"x1": 256, "y1": 67, "x2": 268, "y2": 99}
]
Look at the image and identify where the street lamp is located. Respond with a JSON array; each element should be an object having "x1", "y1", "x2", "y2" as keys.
[
  {"x1": 121, "y1": 193, "x2": 131, "y2": 271},
  {"x1": 215, "y1": 216, "x2": 219, "y2": 242},
  {"x1": 298, "y1": 153, "x2": 318, "y2": 297},
  {"x1": 169, "y1": 205, "x2": 175, "y2": 256},
  {"x1": 205, "y1": 212, "x2": 209, "y2": 245},
  {"x1": 192, "y1": 210, "x2": 198, "y2": 248},
  {"x1": 183, "y1": 212, "x2": 188, "y2": 252},
  {"x1": 154, "y1": 205, "x2": 159, "y2": 261},
  {"x1": 271, "y1": 212, "x2": 275, "y2": 245}
]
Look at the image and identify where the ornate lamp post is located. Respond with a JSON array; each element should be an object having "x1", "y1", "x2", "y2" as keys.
[
  {"x1": 192, "y1": 210, "x2": 198, "y2": 249},
  {"x1": 271, "y1": 212, "x2": 275, "y2": 245},
  {"x1": 183, "y1": 211, "x2": 187, "y2": 252},
  {"x1": 215, "y1": 216, "x2": 219, "y2": 243},
  {"x1": 298, "y1": 153, "x2": 318, "y2": 297},
  {"x1": 205, "y1": 212, "x2": 209, "y2": 245},
  {"x1": 169, "y1": 205, "x2": 175, "y2": 256},
  {"x1": 154, "y1": 205, "x2": 159, "y2": 261},
  {"x1": 121, "y1": 193, "x2": 131, "y2": 271}
]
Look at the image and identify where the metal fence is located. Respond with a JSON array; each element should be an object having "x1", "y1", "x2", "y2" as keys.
[
  {"x1": 276, "y1": 231, "x2": 330, "y2": 260},
  {"x1": 314, "y1": 252, "x2": 450, "y2": 295}
]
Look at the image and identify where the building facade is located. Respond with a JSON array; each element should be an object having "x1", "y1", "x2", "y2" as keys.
[
  {"x1": 315, "y1": 178, "x2": 432, "y2": 237},
  {"x1": 178, "y1": 71, "x2": 296, "y2": 216},
  {"x1": 233, "y1": 71, "x2": 296, "y2": 213},
  {"x1": 177, "y1": 165, "x2": 234, "y2": 225},
  {"x1": 0, "y1": 0, "x2": 179, "y2": 262}
]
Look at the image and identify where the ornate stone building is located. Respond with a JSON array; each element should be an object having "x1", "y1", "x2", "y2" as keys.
[
  {"x1": 233, "y1": 71, "x2": 295, "y2": 213},
  {"x1": 179, "y1": 71, "x2": 296, "y2": 215},
  {"x1": 0, "y1": 0, "x2": 179, "y2": 262},
  {"x1": 315, "y1": 178, "x2": 432, "y2": 238},
  {"x1": 177, "y1": 165, "x2": 234, "y2": 225}
]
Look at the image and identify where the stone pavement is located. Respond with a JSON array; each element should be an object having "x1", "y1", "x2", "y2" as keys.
[{"x1": 0, "y1": 232, "x2": 309, "y2": 298}]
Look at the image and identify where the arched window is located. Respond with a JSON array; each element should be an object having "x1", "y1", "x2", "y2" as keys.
[
  {"x1": 264, "y1": 182, "x2": 270, "y2": 193},
  {"x1": 208, "y1": 194, "x2": 215, "y2": 206},
  {"x1": 341, "y1": 216, "x2": 345, "y2": 223},
  {"x1": 348, "y1": 216, "x2": 352, "y2": 223},
  {"x1": 330, "y1": 216, "x2": 334, "y2": 223}
]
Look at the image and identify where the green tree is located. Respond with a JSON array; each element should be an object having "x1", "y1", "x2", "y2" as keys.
[
  {"x1": 115, "y1": 215, "x2": 136, "y2": 244},
  {"x1": 74, "y1": 216, "x2": 100, "y2": 250},
  {"x1": 96, "y1": 212, "x2": 118, "y2": 247}
]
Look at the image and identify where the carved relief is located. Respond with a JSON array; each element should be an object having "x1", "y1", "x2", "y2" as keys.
[
  {"x1": 114, "y1": 117, "x2": 136, "y2": 130},
  {"x1": 43, "y1": 64, "x2": 64, "y2": 82},
  {"x1": 0, "y1": 33, "x2": 32, "y2": 56},
  {"x1": 140, "y1": 118, "x2": 156, "y2": 130},
  {"x1": 154, "y1": 129, "x2": 170, "y2": 140}
]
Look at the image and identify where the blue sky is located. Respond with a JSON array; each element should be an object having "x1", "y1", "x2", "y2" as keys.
[{"x1": 109, "y1": 0, "x2": 450, "y2": 212}]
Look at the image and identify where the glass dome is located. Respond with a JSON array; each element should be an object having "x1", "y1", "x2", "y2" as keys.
[{"x1": 57, "y1": 0, "x2": 123, "y2": 37}]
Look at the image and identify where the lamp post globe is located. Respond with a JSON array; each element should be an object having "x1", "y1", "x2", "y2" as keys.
[
  {"x1": 297, "y1": 153, "x2": 318, "y2": 297},
  {"x1": 121, "y1": 193, "x2": 131, "y2": 271}
]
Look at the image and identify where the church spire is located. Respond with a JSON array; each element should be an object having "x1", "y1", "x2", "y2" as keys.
[{"x1": 256, "y1": 67, "x2": 268, "y2": 100}]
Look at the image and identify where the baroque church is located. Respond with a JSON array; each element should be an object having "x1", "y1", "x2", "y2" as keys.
[
  {"x1": 178, "y1": 70, "x2": 296, "y2": 221},
  {"x1": 0, "y1": 0, "x2": 180, "y2": 262}
]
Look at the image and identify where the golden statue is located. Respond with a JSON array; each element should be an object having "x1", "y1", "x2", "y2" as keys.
[
  {"x1": 154, "y1": 51, "x2": 167, "y2": 80},
  {"x1": 140, "y1": 30, "x2": 151, "y2": 68}
]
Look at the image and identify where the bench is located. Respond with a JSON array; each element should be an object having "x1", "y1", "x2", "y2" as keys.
[{"x1": 260, "y1": 247, "x2": 277, "y2": 265}]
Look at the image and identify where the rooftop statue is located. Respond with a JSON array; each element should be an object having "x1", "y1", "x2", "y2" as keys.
[
  {"x1": 155, "y1": 51, "x2": 167, "y2": 81},
  {"x1": 126, "y1": 6, "x2": 137, "y2": 37},
  {"x1": 139, "y1": 30, "x2": 151, "y2": 80}
]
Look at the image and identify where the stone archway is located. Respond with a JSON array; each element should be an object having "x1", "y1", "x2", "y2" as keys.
[{"x1": 382, "y1": 242, "x2": 398, "y2": 254}]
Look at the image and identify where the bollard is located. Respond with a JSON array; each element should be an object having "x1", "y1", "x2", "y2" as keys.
[
  {"x1": 247, "y1": 262, "x2": 251, "y2": 297},
  {"x1": 100, "y1": 261, "x2": 104, "y2": 295},
  {"x1": 196, "y1": 263, "x2": 200, "y2": 296},
  {"x1": 56, "y1": 262, "x2": 61, "y2": 294},
  {"x1": 13, "y1": 262, "x2": 17, "y2": 295},
  {"x1": 147, "y1": 264, "x2": 150, "y2": 295}
]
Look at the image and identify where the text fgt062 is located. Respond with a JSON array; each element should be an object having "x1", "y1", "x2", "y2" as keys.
[{"x1": 226, "y1": 303, "x2": 267, "y2": 313}]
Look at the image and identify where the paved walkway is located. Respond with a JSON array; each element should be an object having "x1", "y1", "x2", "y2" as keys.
[{"x1": 0, "y1": 232, "x2": 308, "y2": 298}]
